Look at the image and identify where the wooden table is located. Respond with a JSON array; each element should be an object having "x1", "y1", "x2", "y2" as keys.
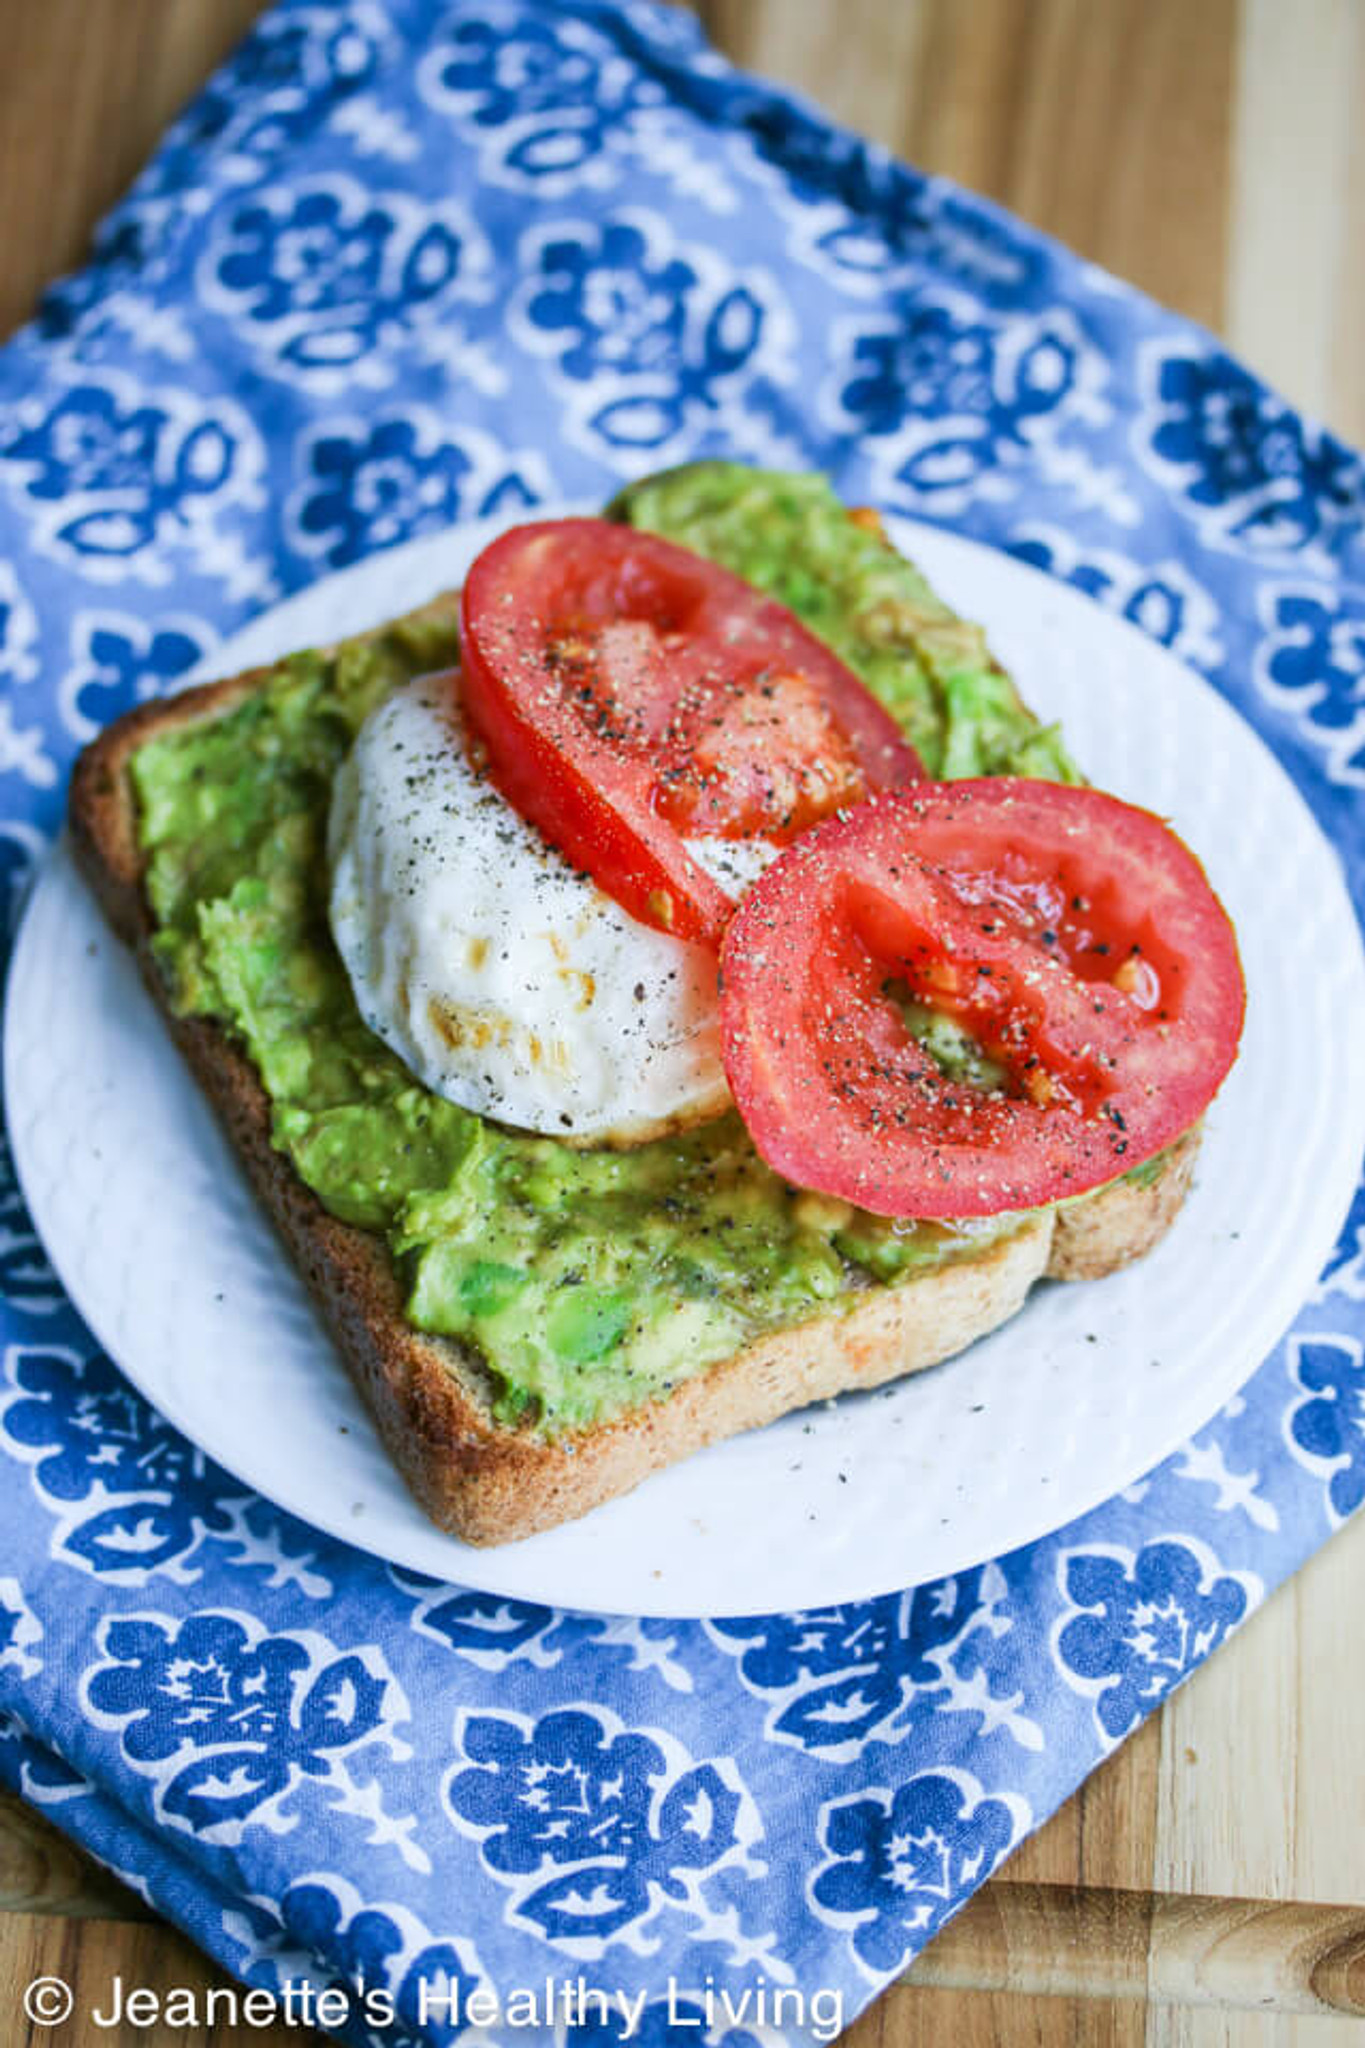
[{"x1": 2, "y1": 4, "x2": 1363, "y2": 2044}]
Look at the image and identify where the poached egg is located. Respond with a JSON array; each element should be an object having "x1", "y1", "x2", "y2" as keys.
[{"x1": 327, "y1": 672, "x2": 776, "y2": 1143}]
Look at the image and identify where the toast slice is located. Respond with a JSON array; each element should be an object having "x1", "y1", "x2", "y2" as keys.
[{"x1": 67, "y1": 599, "x2": 1201, "y2": 1548}]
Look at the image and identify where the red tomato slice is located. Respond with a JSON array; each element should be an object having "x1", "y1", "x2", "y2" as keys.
[
  {"x1": 458, "y1": 518, "x2": 923, "y2": 946},
  {"x1": 720, "y1": 780, "x2": 1245, "y2": 1217}
]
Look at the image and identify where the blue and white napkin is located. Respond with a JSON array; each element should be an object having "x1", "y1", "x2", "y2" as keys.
[{"x1": 1, "y1": 3, "x2": 1363, "y2": 2041}]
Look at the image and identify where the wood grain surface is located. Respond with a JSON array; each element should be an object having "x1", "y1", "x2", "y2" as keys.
[{"x1": 1, "y1": 3, "x2": 1362, "y2": 2045}]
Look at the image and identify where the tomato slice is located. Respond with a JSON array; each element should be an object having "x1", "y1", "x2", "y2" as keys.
[
  {"x1": 458, "y1": 518, "x2": 923, "y2": 946},
  {"x1": 720, "y1": 780, "x2": 1245, "y2": 1217}
]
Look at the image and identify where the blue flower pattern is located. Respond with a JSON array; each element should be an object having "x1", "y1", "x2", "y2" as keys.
[
  {"x1": 59, "y1": 612, "x2": 212, "y2": 743},
  {"x1": 289, "y1": 412, "x2": 544, "y2": 567},
  {"x1": 445, "y1": 1708, "x2": 762, "y2": 1955},
  {"x1": 515, "y1": 216, "x2": 790, "y2": 454},
  {"x1": 829, "y1": 300, "x2": 1108, "y2": 512},
  {"x1": 141, "y1": 3, "x2": 389, "y2": 194},
  {"x1": 85, "y1": 1611, "x2": 423, "y2": 1866},
  {"x1": 0, "y1": 376, "x2": 263, "y2": 590},
  {"x1": 203, "y1": 180, "x2": 488, "y2": 385},
  {"x1": 417, "y1": 7, "x2": 664, "y2": 191},
  {"x1": 0, "y1": 1345, "x2": 330, "y2": 1593},
  {"x1": 1255, "y1": 586, "x2": 1365, "y2": 786},
  {"x1": 1140, "y1": 346, "x2": 1365, "y2": 560},
  {"x1": 0, "y1": 0, "x2": 1359, "y2": 2036},
  {"x1": 400, "y1": 1583, "x2": 570, "y2": 1668},
  {"x1": 1, "y1": 1346, "x2": 240, "y2": 1581},
  {"x1": 710, "y1": 1564, "x2": 1042, "y2": 1760},
  {"x1": 1285, "y1": 1337, "x2": 1365, "y2": 1524},
  {"x1": 1053, "y1": 1539, "x2": 1256, "y2": 1744},
  {"x1": 811, "y1": 1771, "x2": 1025, "y2": 1978}
]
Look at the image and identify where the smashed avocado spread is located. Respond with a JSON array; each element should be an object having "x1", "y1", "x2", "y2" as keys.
[{"x1": 134, "y1": 464, "x2": 1081, "y2": 1433}]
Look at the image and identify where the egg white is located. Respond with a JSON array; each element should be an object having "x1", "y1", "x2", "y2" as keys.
[{"x1": 327, "y1": 672, "x2": 777, "y2": 1143}]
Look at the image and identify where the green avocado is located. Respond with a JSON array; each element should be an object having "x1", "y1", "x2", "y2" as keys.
[{"x1": 133, "y1": 465, "x2": 1092, "y2": 1433}]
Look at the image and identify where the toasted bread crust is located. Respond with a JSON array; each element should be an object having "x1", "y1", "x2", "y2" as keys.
[
  {"x1": 1048, "y1": 1123, "x2": 1202, "y2": 1281},
  {"x1": 67, "y1": 602, "x2": 1201, "y2": 1548}
]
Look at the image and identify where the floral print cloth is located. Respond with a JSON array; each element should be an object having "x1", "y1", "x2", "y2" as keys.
[{"x1": 1, "y1": 2, "x2": 1363, "y2": 2042}]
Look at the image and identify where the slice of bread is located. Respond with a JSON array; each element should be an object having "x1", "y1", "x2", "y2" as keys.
[{"x1": 67, "y1": 599, "x2": 1201, "y2": 1547}]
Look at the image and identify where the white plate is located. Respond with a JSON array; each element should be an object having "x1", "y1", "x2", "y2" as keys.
[{"x1": 8, "y1": 508, "x2": 1365, "y2": 1616}]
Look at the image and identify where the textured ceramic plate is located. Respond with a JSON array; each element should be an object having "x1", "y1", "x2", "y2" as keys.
[{"x1": 8, "y1": 508, "x2": 1365, "y2": 1616}]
